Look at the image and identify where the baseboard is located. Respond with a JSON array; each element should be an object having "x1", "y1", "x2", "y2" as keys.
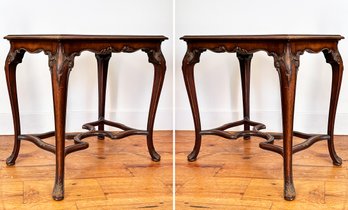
[
  {"x1": 175, "y1": 109, "x2": 348, "y2": 135},
  {"x1": 0, "y1": 109, "x2": 172, "y2": 135},
  {"x1": 2, "y1": 109, "x2": 347, "y2": 135}
]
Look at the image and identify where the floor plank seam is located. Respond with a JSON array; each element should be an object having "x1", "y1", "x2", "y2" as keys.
[
  {"x1": 212, "y1": 166, "x2": 223, "y2": 177},
  {"x1": 323, "y1": 180, "x2": 327, "y2": 205},
  {"x1": 125, "y1": 166, "x2": 136, "y2": 177},
  {"x1": 268, "y1": 202, "x2": 273, "y2": 210},
  {"x1": 21, "y1": 180, "x2": 25, "y2": 205},
  {"x1": 241, "y1": 177, "x2": 253, "y2": 200}
]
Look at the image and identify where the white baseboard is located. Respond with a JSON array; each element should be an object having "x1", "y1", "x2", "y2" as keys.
[
  {"x1": 0, "y1": 109, "x2": 172, "y2": 135},
  {"x1": 175, "y1": 109, "x2": 348, "y2": 135},
  {"x1": 2, "y1": 109, "x2": 348, "y2": 135}
]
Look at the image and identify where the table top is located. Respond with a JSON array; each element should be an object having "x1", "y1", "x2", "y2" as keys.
[
  {"x1": 4, "y1": 34, "x2": 168, "y2": 41},
  {"x1": 181, "y1": 34, "x2": 344, "y2": 41}
]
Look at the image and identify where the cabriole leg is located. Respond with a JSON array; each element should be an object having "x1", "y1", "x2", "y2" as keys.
[
  {"x1": 50, "y1": 48, "x2": 76, "y2": 200},
  {"x1": 182, "y1": 48, "x2": 205, "y2": 161},
  {"x1": 4, "y1": 49, "x2": 25, "y2": 166},
  {"x1": 323, "y1": 49, "x2": 343, "y2": 166},
  {"x1": 143, "y1": 48, "x2": 166, "y2": 161},
  {"x1": 272, "y1": 48, "x2": 298, "y2": 201}
]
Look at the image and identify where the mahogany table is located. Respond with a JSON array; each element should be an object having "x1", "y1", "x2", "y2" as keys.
[
  {"x1": 4, "y1": 34, "x2": 167, "y2": 200},
  {"x1": 181, "y1": 34, "x2": 344, "y2": 200}
]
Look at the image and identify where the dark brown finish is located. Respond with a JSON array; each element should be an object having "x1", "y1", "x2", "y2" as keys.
[
  {"x1": 237, "y1": 53, "x2": 253, "y2": 140},
  {"x1": 181, "y1": 34, "x2": 344, "y2": 201},
  {"x1": 96, "y1": 53, "x2": 111, "y2": 140},
  {"x1": 4, "y1": 34, "x2": 167, "y2": 201}
]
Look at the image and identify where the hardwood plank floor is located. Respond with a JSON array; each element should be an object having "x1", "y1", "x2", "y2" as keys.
[
  {"x1": 176, "y1": 131, "x2": 348, "y2": 210},
  {"x1": 2, "y1": 130, "x2": 348, "y2": 209},
  {"x1": 0, "y1": 131, "x2": 172, "y2": 210}
]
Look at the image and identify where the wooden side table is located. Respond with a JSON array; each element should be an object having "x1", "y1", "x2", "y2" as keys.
[
  {"x1": 181, "y1": 34, "x2": 344, "y2": 200},
  {"x1": 4, "y1": 34, "x2": 167, "y2": 200}
]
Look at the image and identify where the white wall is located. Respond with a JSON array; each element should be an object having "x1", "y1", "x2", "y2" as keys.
[
  {"x1": 175, "y1": 0, "x2": 348, "y2": 134},
  {"x1": 2, "y1": 0, "x2": 348, "y2": 135},
  {"x1": 0, "y1": 0, "x2": 173, "y2": 134}
]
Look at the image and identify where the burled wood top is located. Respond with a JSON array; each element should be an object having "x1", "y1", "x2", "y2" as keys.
[
  {"x1": 181, "y1": 34, "x2": 344, "y2": 41},
  {"x1": 5, "y1": 34, "x2": 168, "y2": 41}
]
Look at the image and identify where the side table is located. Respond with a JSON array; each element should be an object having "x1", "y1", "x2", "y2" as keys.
[
  {"x1": 181, "y1": 34, "x2": 344, "y2": 200},
  {"x1": 4, "y1": 34, "x2": 167, "y2": 200}
]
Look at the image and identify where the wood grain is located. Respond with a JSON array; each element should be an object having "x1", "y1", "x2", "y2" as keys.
[
  {"x1": 176, "y1": 131, "x2": 348, "y2": 209},
  {"x1": 2, "y1": 130, "x2": 348, "y2": 209},
  {"x1": 0, "y1": 131, "x2": 172, "y2": 209}
]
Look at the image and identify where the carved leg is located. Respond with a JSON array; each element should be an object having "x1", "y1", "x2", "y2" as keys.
[
  {"x1": 324, "y1": 49, "x2": 343, "y2": 166},
  {"x1": 50, "y1": 48, "x2": 76, "y2": 200},
  {"x1": 182, "y1": 49, "x2": 205, "y2": 161},
  {"x1": 4, "y1": 49, "x2": 25, "y2": 166},
  {"x1": 96, "y1": 53, "x2": 111, "y2": 140},
  {"x1": 143, "y1": 48, "x2": 166, "y2": 161},
  {"x1": 237, "y1": 53, "x2": 253, "y2": 140},
  {"x1": 272, "y1": 48, "x2": 298, "y2": 200}
]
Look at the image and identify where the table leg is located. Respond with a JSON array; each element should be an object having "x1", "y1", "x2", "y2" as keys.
[
  {"x1": 49, "y1": 48, "x2": 75, "y2": 200},
  {"x1": 96, "y1": 53, "x2": 111, "y2": 140},
  {"x1": 237, "y1": 53, "x2": 253, "y2": 140},
  {"x1": 144, "y1": 48, "x2": 166, "y2": 161},
  {"x1": 4, "y1": 49, "x2": 25, "y2": 166},
  {"x1": 273, "y1": 49, "x2": 298, "y2": 201},
  {"x1": 182, "y1": 49, "x2": 205, "y2": 161},
  {"x1": 324, "y1": 49, "x2": 343, "y2": 166}
]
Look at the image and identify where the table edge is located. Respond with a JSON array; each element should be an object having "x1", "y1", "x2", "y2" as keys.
[
  {"x1": 180, "y1": 34, "x2": 344, "y2": 41},
  {"x1": 4, "y1": 34, "x2": 168, "y2": 41}
]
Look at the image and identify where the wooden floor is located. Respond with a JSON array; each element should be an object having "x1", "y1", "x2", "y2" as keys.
[
  {"x1": 176, "y1": 131, "x2": 348, "y2": 210},
  {"x1": 1, "y1": 130, "x2": 348, "y2": 209},
  {"x1": 0, "y1": 131, "x2": 172, "y2": 210}
]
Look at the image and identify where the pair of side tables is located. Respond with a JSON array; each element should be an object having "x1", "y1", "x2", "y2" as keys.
[{"x1": 4, "y1": 34, "x2": 344, "y2": 201}]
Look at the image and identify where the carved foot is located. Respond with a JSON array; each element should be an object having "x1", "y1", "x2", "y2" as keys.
[
  {"x1": 284, "y1": 180, "x2": 296, "y2": 201},
  {"x1": 328, "y1": 141, "x2": 342, "y2": 166},
  {"x1": 6, "y1": 155, "x2": 16, "y2": 166},
  {"x1": 187, "y1": 151, "x2": 198, "y2": 162},
  {"x1": 332, "y1": 154, "x2": 342, "y2": 166},
  {"x1": 52, "y1": 180, "x2": 64, "y2": 201},
  {"x1": 150, "y1": 151, "x2": 161, "y2": 162}
]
